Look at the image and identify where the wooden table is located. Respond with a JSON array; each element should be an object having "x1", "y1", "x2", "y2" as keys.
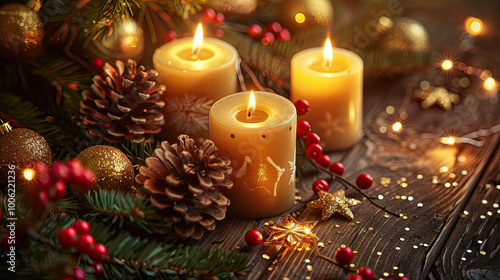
[{"x1": 193, "y1": 3, "x2": 500, "y2": 280}]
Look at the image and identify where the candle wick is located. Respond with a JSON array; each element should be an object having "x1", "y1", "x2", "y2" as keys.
[
  {"x1": 323, "y1": 59, "x2": 331, "y2": 69},
  {"x1": 191, "y1": 47, "x2": 201, "y2": 60}
]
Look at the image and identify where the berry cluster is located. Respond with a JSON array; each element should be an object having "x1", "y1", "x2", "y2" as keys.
[
  {"x1": 57, "y1": 264, "x2": 102, "y2": 280},
  {"x1": 57, "y1": 220, "x2": 108, "y2": 262},
  {"x1": 294, "y1": 99, "x2": 374, "y2": 194},
  {"x1": 248, "y1": 22, "x2": 290, "y2": 45},
  {"x1": 28, "y1": 159, "x2": 93, "y2": 210},
  {"x1": 201, "y1": 8, "x2": 225, "y2": 38}
]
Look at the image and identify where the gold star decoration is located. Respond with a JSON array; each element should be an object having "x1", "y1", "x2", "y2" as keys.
[
  {"x1": 262, "y1": 214, "x2": 318, "y2": 252},
  {"x1": 414, "y1": 86, "x2": 460, "y2": 111},
  {"x1": 307, "y1": 190, "x2": 361, "y2": 220}
]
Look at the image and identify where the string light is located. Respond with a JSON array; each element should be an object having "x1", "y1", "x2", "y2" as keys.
[
  {"x1": 24, "y1": 169, "x2": 34, "y2": 180},
  {"x1": 295, "y1": 13, "x2": 305, "y2": 24},
  {"x1": 465, "y1": 17, "x2": 483, "y2": 35},
  {"x1": 441, "y1": 60, "x2": 453, "y2": 70},
  {"x1": 484, "y1": 77, "x2": 496, "y2": 90},
  {"x1": 392, "y1": 122, "x2": 402, "y2": 132}
]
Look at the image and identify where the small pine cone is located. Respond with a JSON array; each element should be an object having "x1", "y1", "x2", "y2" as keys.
[
  {"x1": 80, "y1": 59, "x2": 166, "y2": 143},
  {"x1": 136, "y1": 134, "x2": 233, "y2": 239}
]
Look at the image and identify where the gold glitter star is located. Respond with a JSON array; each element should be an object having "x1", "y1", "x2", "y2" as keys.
[
  {"x1": 414, "y1": 87, "x2": 460, "y2": 111},
  {"x1": 262, "y1": 215, "x2": 318, "y2": 252},
  {"x1": 307, "y1": 190, "x2": 361, "y2": 220}
]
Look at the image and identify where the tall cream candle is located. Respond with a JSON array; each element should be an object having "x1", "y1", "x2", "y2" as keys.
[
  {"x1": 153, "y1": 24, "x2": 238, "y2": 143},
  {"x1": 209, "y1": 91, "x2": 297, "y2": 219},
  {"x1": 290, "y1": 39, "x2": 363, "y2": 151}
]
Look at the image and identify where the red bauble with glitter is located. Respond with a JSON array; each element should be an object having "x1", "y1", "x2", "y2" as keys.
[
  {"x1": 245, "y1": 229, "x2": 263, "y2": 246},
  {"x1": 356, "y1": 173, "x2": 373, "y2": 189}
]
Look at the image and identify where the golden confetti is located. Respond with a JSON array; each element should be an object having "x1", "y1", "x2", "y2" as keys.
[
  {"x1": 383, "y1": 272, "x2": 390, "y2": 277},
  {"x1": 307, "y1": 190, "x2": 361, "y2": 220},
  {"x1": 307, "y1": 265, "x2": 313, "y2": 271},
  {"x1": 482, "y1": 199, "x2": 488, "y2": 204},
  {"x1": 318, "y1": 242, "x2": 325, "y2": 247},
  {"x1": 262, "y1": 254, "x2": 270, "y2": 259},
  {"x1": 393, "y1": 266, "x2": 399, "y2": 270},
  {"x1": 380, "y1": 177, "x2": 391, "y2": 187},
  {"x1": 417, "y1": 174, "x2": 423, "y2": 179},
  {"x1": 368, "y1": 227, "x2": 374, "y2": 231}
]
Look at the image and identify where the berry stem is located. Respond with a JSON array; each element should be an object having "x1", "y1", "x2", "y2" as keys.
[
  {"x1": 299, "y1": 140, "x2": 400, "y2": 217},
  {"x1": 312, "y1": 240, "x2": 356, "y2": 273}
]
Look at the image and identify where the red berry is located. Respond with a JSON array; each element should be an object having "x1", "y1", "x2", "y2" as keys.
[
  {"x1": 335, "y1": 247, "x2": 354, "y2": 265},
  {"x1": 201, "y1": 8, "x2": 216, "y2": 22},
  {"x1": 306, "y1": 144, "x2": 323, "y2": 159},
  {"x1": 213, "y1": 12, "x2": 225, "y2": 25},
  {"x1": 89, "y1": 263, "x2": 103, "y2": 278},
  {"x1": 312, "y1": 179, "x2": 329, "y2": 194},
  {"x1": 356, "y1": 173, "x2": 373, "y2": 190},
  {"x1": 73, "y1": 267, "x2": 85, "y2": 280},
  {"x1": 261, "y1": 32, "x2": 275, "y2": 45},
  {"x1": 57, "y1": 227, "x2": 79, "y2": 249},
  {"x1": 294, "y1": 99, "x2": 310, "y2": 115},
  {"x1": 34, "y1": 162, "x2": 51, "y2": 190},
  {"x1": 165, "y1": 30, "x2": 177, "y2": 42},
  {"x1": 245, "y1": 229, "x2": 263, "y2": 246},
  {"x1": 248, "y1": 24, "x2": 263, "y2": 38},
  {"x1": 305, "y1": 132, "x2": 320, "y2": 147},
  {"x1": 357, "y1": 267, "x2": 374, "y2": 280},
  {"x1": 297, "y1": 120, "x2": 311, "y2": 137},
  {"x1": 73, "y1": 220, "x2": 91, "y2": 235},
  {"x1": 66, "y1": 158, "x2": 84, "y2": 184},
  {"x1": 329, "y1": 162, "x2": 345, "y2": 176},
  {"x1": 91, "y1": 243, "x2": 108, "y2": 263},
  {"x1": 77, "y1": 233, "x2": 95, "y2": 255},
  {"x1": 267, "y1": 22, "x2": 282, "y2": 33},
  {"x1": 51, "y1": 180, "x2": 67, "y2": 200},
  {"x1": 79, "y1": 168, "x2": 94, "y2": 190},
  {"x1": 1, "y1": 233, "x2": 10, "y2": 249},
  {"x1": 91, "y1": 58, "x2": 104, "y2": 70},
  {"x1": 276, "y1": 28, "x2": 291, "y2": 41},
  {"x1": 51, "y1": 161, "x2": 70, "y2": 182},
  {"x1": 37, "y1": 191, "x2": 49, "y2": 209},
  {"x1": 315, "y1": 154, "x2": 331, "y2": 168},
  {"x1": 347, "y1": 274, "x2": 363, "y2": 280},
  {"x1": 396, "y1": 277, "x2": 409, "y2": 280},
  {"x1": 214, "y1": 28, "x2": 224, "y2": 38}
]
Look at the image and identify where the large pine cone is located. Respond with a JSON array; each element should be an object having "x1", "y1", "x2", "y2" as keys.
[
  {"x1": 80, "y1": 59, "x2": 166, "y2": 143},
  {"x1": 136, "y1": 135, "x2": 233, "y2": 239}
]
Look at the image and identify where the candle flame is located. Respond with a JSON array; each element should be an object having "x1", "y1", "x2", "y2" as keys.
[
  {"x1": 247, "y1": 90, "x2": 256, "y2": 118},
  {"x1": 323, "y1": 38, "x2": 333, "y2": 68},
  {"x1": 192, "y1": 23, "x2": 203, "y2": 59}
]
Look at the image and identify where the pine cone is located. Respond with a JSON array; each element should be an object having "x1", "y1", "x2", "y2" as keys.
[
  {"x1": 80, "y1": 59, "x2": 166, "y2": 143},
  {"x1": 136, "y1": 135, "x2": 233, "y2": 239}
]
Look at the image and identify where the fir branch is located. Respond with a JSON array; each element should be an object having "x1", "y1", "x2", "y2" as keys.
[
  {"x1": 120, "y1": 139, "x2": 157, "y2": 170},
  {"x1": 86, "y1": 189, "x2": 170, "y2": 233}
]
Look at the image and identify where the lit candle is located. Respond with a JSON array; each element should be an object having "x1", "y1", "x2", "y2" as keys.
[
  {"x1": 153, "y1": 24, "x2": 239, "y2": 143},
  {"x1": 209, "y1": 91, "x2": 297, "y2": 218},
  {"x1": 290, "y1": 39, "x2": 363, "y2": 151}
]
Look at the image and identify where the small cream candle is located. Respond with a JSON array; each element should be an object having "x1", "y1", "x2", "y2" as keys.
[
  {"x1": 209, "y1": 91, "x2": 297, "y2": 219},
  {"x1": 291, "y1": 39, "x2": 363, "y2": 151},
  {"x1": 153, "y1": 24, "x2": 238, "y2": 143}
]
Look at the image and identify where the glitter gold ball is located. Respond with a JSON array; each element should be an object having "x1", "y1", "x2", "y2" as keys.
[
  {"x1": 307, "y1": 190, "x2": 361, "y2": 220},
  {"x1": 0, "y1": 3, "x2": 44, "y2": 60},
  {"x1": 72, "y1": 145, "x2": 134, "y2": 201}
]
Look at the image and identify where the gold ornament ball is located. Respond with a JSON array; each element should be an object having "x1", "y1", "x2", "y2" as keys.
[
  {"x1": 206, "y1": 0, "x2": 258, "y2": 18},
  {"x1": 0, "y1": 3, "x2": 44, "y2": 60},
  {"x1": 0, "y1": 127, "x2": 52, "y2": 186},
  {"x1": 277, "y1": 0, "x2": 333, "y2": 32},
  {"x1": 71, "y1": 145, "x2": 134, "y2": 201},
  {"x1": 86, "y1": 17, "x2": 145, "y2": 62}
]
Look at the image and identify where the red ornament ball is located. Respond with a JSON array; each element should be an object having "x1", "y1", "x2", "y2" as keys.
[
  {"x1": 396, "y1": 277, "x2": 409, "y2": 280},
  {"x1": 305, "y1": 132, "x2": 320, "y2": 147},
  {"x1": 77, "y1": 233, "x2": 95, "y2": 255},
  {"x1": 347, "y1": 274, "x2": 363, "y2": 280},
  {"x1": 201, "y1": 8, "x2": 216, "y2": 22},
  {"x1": 261, "y1": 32, "x2": 275, "y2": 45},
  {"x1": 213, "y1": 12, "x2": 225, "y2": 25},
  {"x1": 267, "y1": 22, "x2": 282, "y2": 33},
  {"x1": 91, "y1": 243, "x2": 108, "y2": 263},
  {"x1": 73, "y1": 267, "x2": 85, "y2": 280},
  {"x1": 335, "y1": 247, "x2": 354, "y2": 265},
  {"x1": 73, "y1": 220, "x2": 91, "y2": 235},
  {"x1": 357, "y1": 267, "x2": 374, "y2": 280},
  {"x1": 329, "y1": 162, "x2": 345, "y2": 176},
  {"x1": 245, "y1": 229, "x2": 263, "y2": 246},
  {"x1": 312, "y1": 179, "x2": 329, "y2": 194},
  {"x1": 315, "y1": 154, "x2": 331, "y2": 168},
  {"x1": 248, "y1": 24, "x2": 263, "y2": 38},
  {"x1": 356, "y1": 173, "x2": 373, "y2": 189},
  {"x1": 276, "y1": 28, "x2": 290, "y2": 41},
  {"x1": 165, "y1": 30, "x2": 177, "y2": 42},
  {"x1": 306, "y1": 144, "x2": 323, "y2": 159},
  {"x1": 57, "y1": 226, "x2": 78, "y2": 249},
  {"x1": 294, "y1": 99, "x2": 310, "y2": 115},
  {"x1": 297, "y1": 120, "x2": 311, "y2": 137}
]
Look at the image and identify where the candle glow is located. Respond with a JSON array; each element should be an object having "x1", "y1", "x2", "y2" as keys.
[
  {"x1": 392, "y1": 122, "x2": 402, "y2": 132},
  {"x1": 442, "y1": 60, "x2": 453, "y2": 70},
  {"x1": 192, "y1": 23, "x2": 203, "y2": 58},
  {"x1": 323, "y1": 39, "x2": 333, "y2": 68},
  {"x1": 247, "y1": 90, "x2": 256, "y2": 118}
]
